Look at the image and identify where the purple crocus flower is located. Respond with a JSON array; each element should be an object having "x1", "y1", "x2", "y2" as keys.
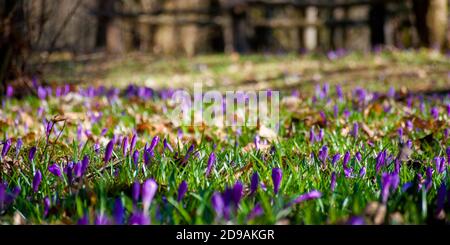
[
  {"x1": 6, "y1": 85, "x2": 13, "y2": 98},
  {"x1": 359, "y1": 166, "x2": 366, "y2": 177},
  {"x1": 436, "y1": 183, "x2": 446, "y2": 214},
  {"x1": 44, "y1": 196, "x2": 51, "y2": 217},
  {"x1": 336, "y1": 85, "x2": 343, "y2": 100},
  {"x1": 28, "y1": 146, "x2": 37, "y2": 162},
  {"x1": 122, "y1": 137, "x2": 129, "y2": 156},
  {"x1": 355, "y1": 152, "x2": 362, "y2": 162},
  {"x1": 81, "y1": 155, "x2": 89, "y2": 176},
  {"x1": 397, "y1": 127, "x2": 403, "y2": 142},
  {"x1": 32, "y1": 170, "x2": 42, "y2": 192},
  {"x1": 406, "y1": 120, "x2": 413, "y2": 131},
  {"x1": 143, "y1": 149, "x2": 154, "y2": 166},
  {"x1": 15, "y1": 139, "x2": 22, "y2": 157},
  {"x1": 331, "y1": 153, "x2": 340, "y2": 166},
  {"x1": 130, "y1": 134, "x2": 137, "y2": 153},
  {"x1": 271, "y1": 168, "x2": 282, "y2": 195},
  {"x1": 425, "y1": 167, "x2": 433, "y2": 191},
  {"x1": 177, "y1": 180, "x2": 188, "y2": 202},
  {"x1": 148, "y1": 136, "x2": 160, "y2": 152},
  {"x1": 346, "y1": 216, "x2": 365, "y2": 225},
  {"x1": 247, "y1": 203, "x2": 264, "y2": 220},
  {"x1": 430, "y1": 107, "x2": 439, "y2": 120},
  {"x1": 317, "y1": 129, "x2": 324, "y2": 142},
  {"x1": 292, "y1": 190, "x2": 322, "y2": 205},
  {"x1": 132, "y1": 181, "x2": 140, "y2": 203},
  {"x1": 142, "y1": 179, "x2": 157, "y2": 213},
  {"x1": 113, "y1": 198, "x2": 124, "y2": 224},
  {"x1": 435, "y1": 157, "x2": 446, "y2": 174},
  {"x1": 250, "y1": 172, "x2": 259, "y2": 195},
  {"x1": 181, "y1": 144, "x2": 195, "y2": 166},
  {"x1": 95, "y1": 213, "x2": 110, "y2": 225},
  {"x1": 1, "y1": 138, "x2": 11, "y2": 157},
  {"x1": 352, "y1": 122, "x2": 359, "y2": 139},
  {"x1": 129, "y1": 211, "x2": 150, "y2": 225},
  {"x1": 318, "y1": 145, "x2": 329, "y2": 164},
  {"x1": 206, "y1": 152, "x2": 216, "y2": 177},
  {"x1": 211, "y1": 192, "x2": 224, "y2": 218},
  {"x1": 381, "y1": 173, "x2": 391, "y2": 203},
  {"x1": 163, "y1": 138, "x2": 173, "y2": 153},
  {"x1": 309, "y1": 128, "x2": 315, "y2": 144},
  {"x1": 132, "y1": 150, "x2": 139, "y2": 167},
  {"x1": 446, "y1": 147, "x2": 450, "y2": 165},
  {"x1": 343, "y1": 151, "x2": 350, "y2": 167},
  {"x1": 48, "y1": 164, "x2": 62, "y2": 177},
  {"x1": 330, "y1": 172, "x2": 337, "y2": 191},
  {"x1": 232, "y1": 181, "x2": 243, "y2": 206},
  {"x1": 104, "y1": 140, "x2": 114, "y2": 163},
  {"x1": 376, "y1": 150, "x2": 386, "y2": 173}
]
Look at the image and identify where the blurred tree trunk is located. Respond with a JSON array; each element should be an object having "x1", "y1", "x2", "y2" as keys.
[
  {"x1": 96, "y1": 0, "x2": 126, "y2": 54},
  {"x1": 0, "y1": 0, "x2": 27, "y2": 92},
  {"x1": 413, "y1": 0, "x2": 448, "y2": 49},
  {"x1": 369, "y1": 2, "x2": 386, "y2": 47}
]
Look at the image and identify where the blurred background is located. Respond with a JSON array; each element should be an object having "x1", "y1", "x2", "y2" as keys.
[{"x1": 1, "y1": 0, "x2": 449, "y2": 93}]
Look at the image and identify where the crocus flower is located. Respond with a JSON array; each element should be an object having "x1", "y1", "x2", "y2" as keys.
[
  {"x1": 95, "y1": 213, "x2": 110, "y2": 225},
  {"x1": 352, "y1": 122, "x2": 359, "y2": 139},
  {"x1": 132, "y1": 150, "x2": 139, "y2": 167},
  {"x1": 122, "y1": 137, "x2": 129, "y2": 156},
  {"x1": 343, "y1": 151, "x2": 350, "y2": 167},
  {"x1": 336, "y1": 84, "x2": 343, "y2": 99},
  {"x1": 250, "y1": 172, "x2": 259, "y2": 195},
  {"x1": 143, "y1": 149, "x2": 154, "y2": 166},
  {"x1": 130, "y1": 134, "x2": 137, "y2": 153},
  {"x1": 132, "y1": 181, "x2": 140, "y2": 203},
  {"x1": 436, "y1": 183, "x2": 446, "y2": 214},
  {"x1": 446, "y1": 147, "x2": 450, "y2": 165},
  {"x1": 129, "y1": 211, "x2": 150, "y2": 225},
  {"x1": 177, "y1": 180, "x2": 188, "y2": 202},
  {"x1": 81, "y1": 155, "x2": 89, "y2": 176},
  {"x1": 148, "y1": 136, "x2": 160, "y2": 152},
  {"x1": 430, "y1": 107, "x2": 439, "y2": 120},
  {"x1": 211, "y1": 192, "x2": 224, "y2": 218},
  {"x1": 376, "y1": 150, "x2": 386, "y2": 173},
  {"x1": 318, "y1": 145, "x2": 328, "y2": 164},
  {"x1": 48, "y1": 164, "x2": 62, "y2": 177},
  {"x1": 292, "y1": 190, "x2": 322, "y2": 205},
  {"x1": 163, "y1": 138, "x2": 173, "y2": 153},
  {"x1": 232, "y1": 181, "x2": 243, "y2": 206},
  {"x1": 32, "y1": 170, "x2": 42, "y2": 193},
  {"x1": 44, "y1": 196, "x2": 50, "y2": 217},
  {"x1": 359, "y1": 166, "x2": 366, "y2": 177},
  {"x1": 355, "y1": 152, "x2": 362, "y2": 162},
  {"x1": 272, "y1": 168, "x2": 282, "y2": 195},
  {"x1": 406, "y1": 120, "x2": 413, "y2": 131},
  {"x1": 15, "y1": 139, "x2": 22, "y2": 157},
  {"x1": 6, "y1": 85, "x2": 13, "y2": 97},
  {"x1": 113, "y1": 198, "x2": 124, "y2": 224},
  {"x1": 1, "y1": 138, "x2": 11, "y2": 157},
  {"x1": 380, "y1": 173, "x2": 391, "y2": 203},
  {"x1": 104, "y1": 140, "x2": 114, "y2": 163},
  {"x1": 397, "y1": 127, "x2": 403, "y2": 142},
  {"x1": 247, "y1": 203, "x2": 264, "y2": 220},
  {"x1": 309, "y1": 128, "x2": 315, "y2": 144},
  {"x1": 142, "y1": 179, "x2": 157, "y2": 213},
  {"x1": 205, "y1": 152, "x2": 216, "y2": 177},
  {"x1": 28, "y1": 146, "x2": 37, "y2": 162},
  {"x1": 425, "y1": 167, "x2": 433, "y2": 191},
  {"x1": 330, "y1": 172, "x2": 337, "y2": 191},
  {"x1": 347, "y1": 216, "x2": 365, "y2": 225},
  {"x1": 331, "y1": 153, "x2": 340, "y2": 166},
  {"x1": 181, "y1": 144, "x2": 195, "y2": 166}
]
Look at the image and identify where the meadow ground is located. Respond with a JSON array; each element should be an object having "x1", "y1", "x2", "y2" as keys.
[{"x1": 1, "y1": 49, "x2": 450, "y2": 224}]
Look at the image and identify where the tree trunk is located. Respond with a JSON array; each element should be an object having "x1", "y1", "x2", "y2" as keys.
[
  {"x1": 0, "y1": 0, "x2": 27, "y2": 92},
  {"x1": 369, "y1": 3, "x2": 386, "y2": 47}
]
